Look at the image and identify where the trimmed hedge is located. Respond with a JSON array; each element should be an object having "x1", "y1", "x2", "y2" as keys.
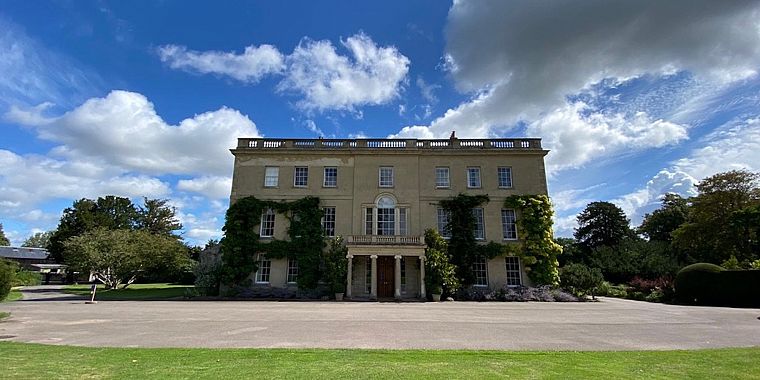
[
  {"x1": 675, "y1": 263, "x2": 760, "y2": 307},
  {"x1": 0, "y1": 259, "x2": 15, "y2": 301}
]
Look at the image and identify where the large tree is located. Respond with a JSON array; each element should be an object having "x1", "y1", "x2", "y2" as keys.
[
  {"x1": 574, "y1": 201, "x2": 634, "y2": 253},
  {"x1": 0, "y1": 223, "x2": 9, "y2": 246},
  {"x1": 673, "y1": 170, "x2": 760, "y2": 264},
  {"x1": 638, "y1": 193, "x2": 689, "y2": 242},
  {"x1": 22, "y1": 231, "x2": 54, "y2": 248},
  {"x1": 64, "y1": 228, "x2": 189, "y2": 289},
  {"x1": 137, "y1": 198, "x2": 182, "y2": 237}
]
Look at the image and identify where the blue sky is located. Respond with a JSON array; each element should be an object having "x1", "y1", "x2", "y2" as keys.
[{"x1": 1, "y1": 1, "x2": 759, "y2": 246}]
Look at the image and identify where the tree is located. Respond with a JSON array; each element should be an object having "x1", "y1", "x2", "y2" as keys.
[
  {"x1": 0, "y1": 259, "x2": 15, "y2": 300},
  {"x1": 673, "y1": 170, "x2": 760, "y2": 264},
  {"x1": 0, "y1": 223, "x2": 9, "y2": 246},
  {"x1": 22, "y1": 231, "x2": 54, "y2": 248},
  {"x1": 574, "y1": 201, "x2": 634, "y2": 253},
  {"x1": 638, "y1": 193, "x2": 689, "y2": 242},
  {"x1": 49, "y1": 198, "x2": 99, "y2": 262},
  {"x1": 560, "y1": 263, "x2": 604, "y2": 299},
  {"x1": 423, "y1": 229, "x2": 459, "y2": 296},
  {"x1": 137, "y1": 198, "x2": 182, "y2": 237},
  {"x1": 63, "y1": 228, "x2": 189, "y2": 289},
  {"x1": 323, "y1": 236, "x2": 348, "y2": 295}
]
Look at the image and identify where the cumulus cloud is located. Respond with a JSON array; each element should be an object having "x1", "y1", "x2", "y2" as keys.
[
  {"x1": 177, "y1": 176, "x2": 232, "y2": 200},
  {"x1": 395, "y1": 0, "x2": 760, "y2": 165},
  {"x1": 277, "y1": 33, "x2": 410, "y2": 111},
  {"x1": 7, "y1": 90, "x2": 259, "y2": 176},
  {"x1": 157, "y1": 44, "x2": 285, "y2": 83}
]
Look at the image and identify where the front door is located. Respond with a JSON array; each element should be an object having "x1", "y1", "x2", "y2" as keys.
[{"x1": 377, "y1": 256, "x2": 394, "y2": 298}]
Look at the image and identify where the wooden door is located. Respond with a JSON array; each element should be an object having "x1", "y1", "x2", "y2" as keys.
[{"x1": 377, "y1": 256, "x2": 394, "y2": 298}]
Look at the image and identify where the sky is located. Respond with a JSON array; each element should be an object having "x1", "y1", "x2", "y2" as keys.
[{"x1": 1, "y1": 0, "x2": 759, "y2": 247}]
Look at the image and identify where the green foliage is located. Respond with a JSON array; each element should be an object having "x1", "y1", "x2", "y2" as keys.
[
  {"x1": 673, "y1": 170, "x2": 760, "y2": 265},
  {"x1": 136, "y1": 198, "x2": 183, "y2": 237},
  {"x1": 439, "y1": 193, "x2": 490, "y2": 286},
  {"x1": 0, "y1": 259, "x2": 15, "y2": 301},
  {"x1": 423, "y1": 229, "x2": 459, "y2": 295},
  {"x1": 12, "y1": 269, "x2": 41, "y2": 287},
  {"x1": 22, "y1": 231, "x2": 54, "y2": 248},
  {"x1": 323, "y1": 237, "x2": 348, "y2": 294},
  {"x1": 505, "y1": 194, "x2": 562, "y2": 285},
  {"x1": 220, "y1": 196, "x2": 324, "y2": 289},
  {"x1": 586, "y1": 238, "x2": 680, "y2": 283},
  {"x1": 0, "y1": 223, "x2": 10, "y2": 246},
  {"x1": 721, "y1": 255, "x2": 741, "y2": 269},
  {"x1": 675, "y1": 263, "x2": 760, "y2": 307},
  {"x1": 574, "y1": 201, "x2": 635, "y2": 252},
  {"x1": 638, "y1": 193, "x2": 689, "y2": 242},
  {"x1": 64, "y1": 228, "x2": 189, "y2": 289},
  {"x1": 674, "y1": 263, "x2": 725, "y2": 305},
  {"x1": 751, "y1": 259, "x2": 760, "y2": 269},
  {"x1": 560, "y1": 263, "x2": 603, "y2": 299}
]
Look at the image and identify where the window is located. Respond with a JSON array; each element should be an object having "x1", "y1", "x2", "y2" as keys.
[
  {"x1": 255, "y1": 255, "x2": 271, "y2": 283},
  {"x1": 260, "y1": 209, "x2": 275, "y2": 237},
  {"x1": 473, "y1": 256, "x2": 488, "y2": 287},
  {"x1": 377, "y1": 208, "x2": 395, "y2": 235},
  {"x1": 505, "y1": 256, "x2": 521, "y2": 286},
  {"x1": 467, "y1": 167, "x2": 481, "y2": 188},
  {"x1": 264, "y1": 167, "x2": 279, "y2": 187},
  {"x1": 323, "y1": 167, "x2": 337, "y2": 187},
  {"x1": 287, "y1": 258, "x2": 298, "y2": 283},
  {"x1": 399, "y1": 208, "x2": 408, "y2": 235},
  {"x1": 435, "y1": 167, "x2": 450, "y2": 188},
  {"x1": 501, "y1": 209, "x2": 517, "y2": 240},
  {"x1": 322, "y1": 207, "x2": 336, "y2": 237},
  {"x1": 498, "y1": 167, "x2": 513, "y2": 188},
  {"x1": 365, "y1": 208, "x2": 373, "y2": 235},
  {"x1": 437, "y1": 208, "x2": 451, "y2": 238},
  {"x1": 472, "y1": 208, "x2": 485, "y2": 240},
  {"x1": 365, "y1": 256, "x2": 372, "y2": 293},
  {"x1": 379, "y1": 166, "x2": 394, "y2": 187},
  {"x1": 294, "y1": 166, "x2": 308, "y2": 187}
]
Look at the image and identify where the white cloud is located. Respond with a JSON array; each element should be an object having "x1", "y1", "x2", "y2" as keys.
[
  {"x1": 177, "y1": 176, "x2": 232, "y2": 200},
  {"x1": 157, "y1": 44, "x2": 285, "y2": 83},
  {"x1": 277, "y1": 33, "x2": 410, "y2": 112},
  {"x1": 7, "y1": 90, "x2": 260, "y2": 176},
  {"x1": 394, "y1": 0, "x2": 760, "y2": 163}
]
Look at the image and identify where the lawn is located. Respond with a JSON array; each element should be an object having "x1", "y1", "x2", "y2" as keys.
[
  {"x1": 64, "y1": 283, "x2": 193, "y2": 300},
  {"x1": 2, "y1": 288, "x2": 23, "y2": 303},
  {"x1": 0, "y1": 342, "x2": 759, "y2": 379}
]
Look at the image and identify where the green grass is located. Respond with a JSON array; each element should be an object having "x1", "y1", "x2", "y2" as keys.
[
  {"x1": 1, "y1": 289, "x2": 23, "y2": 303},
  {"x1": 64, "y1": 283, "x2": 193, "y2": 300},
  {"x1": 0, "y1": 311, "x2": 9, "y2": 320},
  {"x1": 0, "y1": 342, "x2": 759, "y2": 379}
]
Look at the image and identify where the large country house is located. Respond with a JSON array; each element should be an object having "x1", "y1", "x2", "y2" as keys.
[{"x1": 229, "y1": 135, "x2": 549, "y2": 300}]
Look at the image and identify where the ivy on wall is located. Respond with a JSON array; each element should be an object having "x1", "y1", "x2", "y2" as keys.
[
  {"x1": 220, "y1": 196, "x2": 324, "y2": 289},
  {"x1": 439, "y1": 193, "x2": 492, "y2": 286},
  {"x1": 504, "y1": 194, "x2": 562, "y2": 285}
]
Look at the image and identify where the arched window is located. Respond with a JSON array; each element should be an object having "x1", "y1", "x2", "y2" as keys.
[{"x1": 364, "y1": 194, "x2": 408, "y2": 236}]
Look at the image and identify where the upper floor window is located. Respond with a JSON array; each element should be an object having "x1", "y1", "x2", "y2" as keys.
[
  {"x1": 294, "y1": 167, "x2": 308, "y2": 187},
  {"x1": 377, "y1": 196, "x2": 396, "y2": 236},
  {"x1": 365, "y1": 195, "x2": 407, "y2": 236},
  {"x1": 436, "y1": 208, "x2": 451, "y2": 238},
  {"x1": 322, "y1": 207, "x2": 336, "y2": 237},
  {"x1": 501, "y1": 209, "x2": 517, "y2": 240},
  {"x1": 498, "y1": 167, "x2": 513, "y2": 188},
  {"x1": 467, "y1": 167, "x2": 481, "y2": 188},
  {"x1": 435, "y1": 167, "x2": 450, "y2": 188},
  {"x1": 379, "y1": 166, "x2": 394, "y2": 187},
  {"x1": 264, "y1": 167, "x2": 279, "y2": 187},
  {"x1": 260, "y1": 208, "x2": 275, "y2": 237},
  {"x1": 505, "y1": 256, "x2": 521, "y2": 286},
  {"x1": 287, "y1": 258, "x2": 298, "y2": 284},
  {"x1": 255, "y1": 254, "x2": 271, "y2": 283},
  {"x1": 323, "y1": 167, "x2": 337, "y2": 187},
  {"x1": 473, "y1": 256, "x2": 488, "y2": 287},
  {"x1": 472, "y1": 208, "x2": 485, "y2": 240}
]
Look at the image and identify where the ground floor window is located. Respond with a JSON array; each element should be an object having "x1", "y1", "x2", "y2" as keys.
[
  {"x1": 505, "y1": 256, "x2": 521, "y2": 286},
  {"x1": 473, "y1": 256, "x2": 488, "y2": 286},
  {"x1": 256, "y1": 255, "x2": 271, "y2": 283},
  {"x1": 287, "y1": 258, "x2": 298, "y2": 283}
]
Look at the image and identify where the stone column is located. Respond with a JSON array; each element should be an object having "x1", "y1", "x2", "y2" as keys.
[
  {"x1": 419, "y1": 256, "x2": 426, "y2": 298},
  {"x1": 394, "y1": 255, "x2": 402, "y2": 299},
  {"x1": 370, "y1": 255, "x2": 378, "y2": 300},
  {"x1": 346, "y1": 254, "x2": 353, "y2": 298}
]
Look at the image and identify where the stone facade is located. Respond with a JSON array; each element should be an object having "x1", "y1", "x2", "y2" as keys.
[{"x1": 229, "y1": 136, "x2": 549, "y2": 299}]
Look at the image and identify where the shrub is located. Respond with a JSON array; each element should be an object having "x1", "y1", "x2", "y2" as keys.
[
  {"x1": 628, "y1": 276, "x2": 672, "y2": 294},
  {"x1": 194, "y1": 260, "x2": 221, "y2": 296},
  {"x1": 0, "y1": 259, "x2": 15, "y2": 301},
  {"x1": 675, "y1": 263, "x2": 760, "y2": 307},
  {"x1": 12, "y1": 269, "x2": 41, "y2": 287},
  {"x1": 674, "y1": 263, "x2": 724, "y2": 305},
  {"x1": 460, "y1": 285, "x2": 578, "y2": 302},
  {"x1": 560, "y1": 263, "x2": 604, "y2": 299}
]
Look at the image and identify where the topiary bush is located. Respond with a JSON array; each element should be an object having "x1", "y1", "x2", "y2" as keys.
[
  {"x1": 674, "y1": 263, "x2": 724, "y2": 305},
  {"x1": 0, "y1": 259, "x2": 16, "y2": 301},
  {"x1": 675, "y1": 263, "x2": 760, "y2": 307}
]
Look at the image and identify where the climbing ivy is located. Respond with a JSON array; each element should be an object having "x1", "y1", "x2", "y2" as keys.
[
  {"x1": 439, "y1": 193, "x2": 491, "y2": 286},
  {"x1": 220, "y1": 196, "x2": 324, "y2": 289},
  {"x1": 504, "y1": 194, "x2": 562, "y2": 285}
]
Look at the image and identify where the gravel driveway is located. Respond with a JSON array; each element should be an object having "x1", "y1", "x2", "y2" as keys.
[{"x1": 1, "y1": 286, "x2": 759, "y2": 350}]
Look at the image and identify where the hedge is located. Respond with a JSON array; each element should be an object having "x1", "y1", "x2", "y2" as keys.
[{"x1": 674, "y1": 263, "x2": 760, "y2": 307}]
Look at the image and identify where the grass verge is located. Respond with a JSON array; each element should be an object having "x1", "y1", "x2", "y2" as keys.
[
  {"x1": 0, "y1": 342, "x2": 759, "y2": 379},
  {"x1": 64, "y1": 283, "x2": 193, "y2": 300},
  {"x1": 0, "y1": 311, "x2": 9, "y2": 320},
  {"x1": 2, "y1": 289, "x2": 23, "y2": 303}
]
